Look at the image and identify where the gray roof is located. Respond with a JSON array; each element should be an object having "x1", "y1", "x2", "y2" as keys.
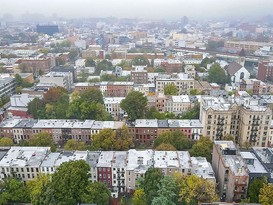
[{"x1": 226, "y1": 61, "x2": 242, "y2": 76}]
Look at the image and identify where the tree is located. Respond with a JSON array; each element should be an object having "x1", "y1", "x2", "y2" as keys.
[
  {"x1": 247, "y1": 177, "x2": 267, "y2": 203},
  {"x1": 81, "y1": 182, "x2": 110, "y2": 205},
  {"x1": 208, "y1": 63, "x2": 230, "y2": 84},
  {"x1": 92, "y1": 126, "x2": 133, "y2": 151},
  {"x1": 120, "y1": 91, "x2": 148, "y2": 121},
  {"x1": 85, "y1": 57, "x2": 96, "y2": 67},
  {"x1": 259, "y1": 183, "x2": 273, "y2": 205},
  {"x1": 47, "y1": 160, "x2": 90, "y2": 205},
  {"x1": 0, "y1": 137, "x2": 13, "y2": 146},
  {"x1": 154, "y1": 67, "x2": 166, "y2": 73},
  {"x1": 0, "y1": 178, "x2": 30, "y2": 205},
  {"x1": 27, "y1": 97, "x2": 46, "y2": 119},
  {"x1": 181, "y1": 103, "x2": 200, "y2": 119},
  {"x1": 68, "y1": 48, "x2": 78, "y2": 61},
  {"x1": 190, "y1": 137, "x2": 213, "y2": 161},
  {"x1": 64, "y1": 139, "x2": 87, "y2": 151},
  {"x1": 133, "y1": 189, "x2": 147, "y2": 205},
  {"x1": 154, "y1": 130, "x2": 193, "y2": 151},
  {"x1": 190, "y1": 89, "x2": 201, "y2": 95},
  {"x1": 223, "y1": 135, "x2": 235, "y2": 142},
  {"x1": 27, "y1": 174, "x2": 50, "y2": 205},
  {"x1": 28, "y1": 132, "x2": 56, "y2": 152},
  {"x1": 153, "y1": 176, "x2": 178, "y2": 205},
  {"x1": 143, "y1": 168, "x2": 164, "y2": 205},
  {"x1": 175, "y1": 174, "x2": 218, "y2": 205},
  {"x1": 200, "y1": 57, "x2": 215, "y2": 68},
  {"x1": 155, "y1": 143, "x2": 177, "y2": 151},
  {"x1": 43, "y1": 87, "x2": 68, "y2": 104},
  {"x1": 132, "y1": 56, "x2": 150, "y2": 66},
  {"x1": 164, "y1": 84, "x2": 178, "y2": 95}
]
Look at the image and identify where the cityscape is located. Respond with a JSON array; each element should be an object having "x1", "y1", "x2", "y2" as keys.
[{"x1": 1, "y1": 0, "x2": 273, "y2": 205}]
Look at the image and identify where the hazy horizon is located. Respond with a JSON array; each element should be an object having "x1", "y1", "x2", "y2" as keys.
[{"x1": 1, "y1": 0, "x2": 273, "y2": 21}]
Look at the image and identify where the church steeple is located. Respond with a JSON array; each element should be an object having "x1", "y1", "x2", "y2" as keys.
[{"x1": 238, "y1": 49, "x2": 246, "y2": 67}]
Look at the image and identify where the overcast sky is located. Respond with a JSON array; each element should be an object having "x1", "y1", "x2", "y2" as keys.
[{"x1": 1, "y1": 0, "x2": 273, "y2": 20}]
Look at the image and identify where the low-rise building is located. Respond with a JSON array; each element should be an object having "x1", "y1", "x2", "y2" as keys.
[
  {"x1": 39, "y1": 71, "x2": 73, "y2": 91},
  {"x1": 191, "y1": 157, "x2": 216, "y2": 183},
  {"x1": 104, "y1": 97, "x2": 125, "y2": 120}
]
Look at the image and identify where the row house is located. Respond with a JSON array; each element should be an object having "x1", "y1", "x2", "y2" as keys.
[
  {"x1": 0, "y1": 119, "x2": 124, "y2": 145},
  {"x1": 129, "y1": 119, "x2": 203, "y2": 146},
  {"x1": 104, "y1": 97, "x2": 125, "y2": 120},
  {"x1": 0, "y1": 147, "x2": 215, "y2": 199},
  {"x1": 239, "y1": 79, "x2": 273, "y2": 95}
]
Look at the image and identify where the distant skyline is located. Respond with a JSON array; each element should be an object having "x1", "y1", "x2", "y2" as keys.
[{"x1": 1, "y1": 0, "x2": 273, "y2": 21}]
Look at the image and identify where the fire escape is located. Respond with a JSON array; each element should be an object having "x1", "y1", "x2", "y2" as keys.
[
  {"x1": 216, "y1": 116, "x2": 225, "y2": 140},
  {"x1": 250, "y1": 116, "x2": 259, "y2": 143}
]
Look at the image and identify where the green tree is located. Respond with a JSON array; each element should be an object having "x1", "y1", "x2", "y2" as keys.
[
  {"x1": 143, "y1": 168, "x2": 164, "y2": 205},
  {"x1": 132, "y1": 56, "x2": 150, "y2": 66},
  {"x1": 68, "y1": 48, "x2": 78, "y2": 61},
  {"x1": 64, "y1": 139, "x2": 87, "y2": 151},
  {"x1": 153, "y1": 176, "x2": 178, "y2": 205},
  {"x1": 120, "y1": 91, "x2": 148, "y2": 121},
  {"x1": 154, "y1": 130, "x2": 193, "y2": 151},
  {"x1": 0, "y1": 137, "x2": 14, "y2": 146},
  {"x1": 164, "y1": 84, "x2": 178, "y2": 95},
  {"x1": 208, "y1": 63, "x2": 230, "y2": 84},
  {"x1": 133, "y1": 189, "x2": 147, "y2": 205},
  {"x1": 247, "y1": 177, "x2": 267, "y2": 203},
  {"x1": 154, "y1": 67, "x2": 166, "y2": 73},
  {"x1": 28, "y1": 132, "x2": 56, "y2": 152},
  {"x1": 259, "y1": 183, "x2": 273, "y2": 205},
  {"x1": 155, "y1": 143, "x2": 177, "y2": 151},
  {"x1": 27, "y1": 97, "x2": 46, "y2": 119},
  {"x1": 27, "y1": 174, "x2": 50, "y2": 205},
  {"x1": 222, "y1": 135, "x2": 235, "y2": 142},
  {"x1": 81, "y1": 182, "x2": 110, "y2": 205},
  {"x1": 0, "y1": 178, "x2": 30, "y2": 205},
  {"x1": 47, "y1": 160, "x2": 90, "y2": 205},
  {"x1": 190, "y1": 89, "x2": 201, "y2": 95},
  {"x1": 175, "y1": 174, "x2": 218, "y2": 205},
  {"x1": 181, "y1": 103, "x2": 200, "y2": 119},
  {"x1": 85, "y1": 57, "x2": 96, "y2": 67},
  {"x1": 200, "y1": 57, "x2": 215, "y2": 68},
  {"x1": 190, "y1": 137, "x2": 213, "y2": 161}
]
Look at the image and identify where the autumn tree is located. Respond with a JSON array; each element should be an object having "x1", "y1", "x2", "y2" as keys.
[
  {"x1": 190, "y1": 137, "x2": 213, "y2": 161},
  {"x1": 0, "y1": 137, "x2": 13, "y2": 146},
  {"x1": 120, "y1": 91, "x2": 148, "y2": 121},
  {"x1": 47, "y1": 160, "x2": 90, "y2": 205},
  {"x1": 64, "y1": 139, "x2": 87, "y2": 151},
  {"x1": 132, "y1": 56, "x2": 150, "y2": 66},
  {"x1": 259, "y1": 183, "x2": 273, "y2": 205},
  {"x1": 155, "y1": 143, "x2": 177, "y2": 151},
  {"x1": 154, "y1": 130, "x2": 193, "y2": 151},
  {"x1": 28, "y1": 132, "x2": 56, "y2": 152},
  {"x1": 92, "y1": 126, "x2": 132, "y2": 151},
  {"x1": 164, "y1": 83, "x2": 178, "y2": 95},
  {"x1": 175, "y1": 174, "x2": 218, "y2": 205},
  {"x1": 133, "y1": 188, "x2": 147, "y2": 205}
]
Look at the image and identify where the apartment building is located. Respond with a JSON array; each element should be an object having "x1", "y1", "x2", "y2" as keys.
[
  {"x1": 257, "y1": 61, "x2": 273, "y2": 82},
  {"x1": 74, "y1": 82, "x2": 134, "y2": 97},
  {"x1": 0, "y1": 76, "x2": 16, "y2": 97},
  {"x1": 191, "y1": 157, "x2": 216, "y2": 183},
  {"x1": 39, "y1": 71, "x2": 73, "y2": 91},
  {"x1": 212, "y1": 141, "x2": 249, "y2": 202},
  {"x1": 164, "y1": 95, "x2": 191, "y2": 115},
  {"x1": 104, "y1": 97, "x2": 125, "y2": 120},
  {"x1": 131, "y1": 66, "x2": 148, "y2": 84},
  {"x1": 156, "y1": 73, "x2": 195, "y2": 95},
  {"x1": 239, "y1": 79, "x2": 273, "y2": 95},
  {"x1": 20, "y1": 57, "x2": 51, "y2": 74},
  {"x1": 224, "y1": 41, "x2": 271, "y2": 51},
  {"x1": 200, "y1": 96, "x2": 272, "y2": 147}
]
